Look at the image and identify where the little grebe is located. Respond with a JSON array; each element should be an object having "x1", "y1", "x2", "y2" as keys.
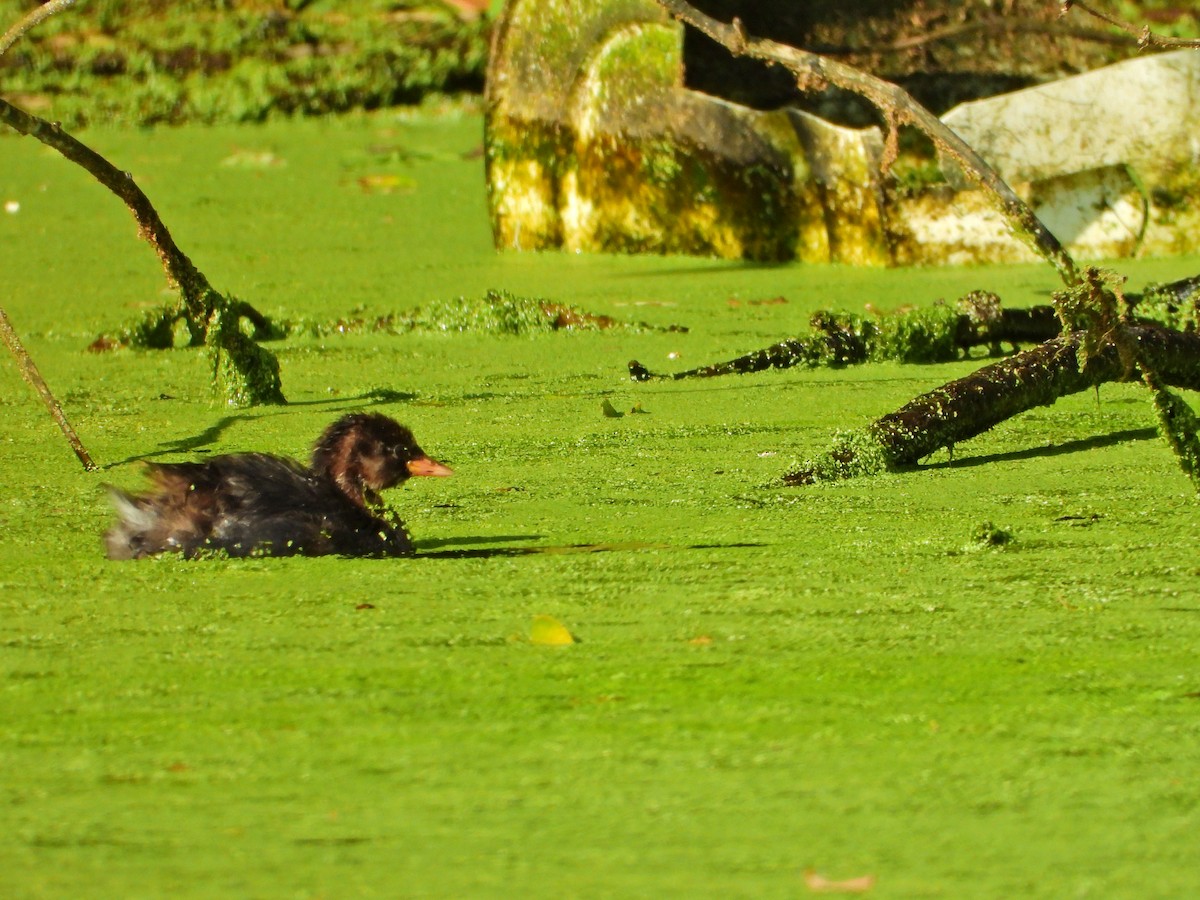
[{"x1": 105, "y1": 413, "x2": 452, "y2": 559}]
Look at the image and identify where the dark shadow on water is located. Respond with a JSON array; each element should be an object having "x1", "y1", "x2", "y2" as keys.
[
  {"x1": 285, "y1": 389, "x2": 419, "y2": 407},
  {"x1": 613, "y1": 260, "x2": 793, "y2": 278},
  {"x1": 416, "y1": 534, "x2": 544, "y2": 550},
  {"x1": 106, "y1": 390, "x2": 421, "y2": 468},
  {"x1": 414, "y1": 539, "x2": 765, "y2": 560},
  {"x1": 107, "y1": 413, "x2": 263, "y2": 468},
  {"x1": 920, "y1": 428, "x2": 1157, "y2": 471}
]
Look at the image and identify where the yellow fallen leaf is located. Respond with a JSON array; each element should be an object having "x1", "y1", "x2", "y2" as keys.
[
  {"x1": 357, "y1": 173, "x2": 415, "y2": 195},
  {"x1": 530, "y1": 615, "x2": 576, "y2": 646},
  {"x1": 803, "y1": 870, "x2": 876, "y2": 893},
  {"x1": 601, "y1": 399, "x2": 623, "y2": 418}
]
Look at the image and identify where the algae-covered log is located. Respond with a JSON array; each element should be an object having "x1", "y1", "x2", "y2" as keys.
[
  {"x1": 629, "y1": 292, "x2": 1062, "y2": 380},
  {"x1": 785, "y1": 325, "x2": 1200, "y2": 484},
  {"x1": 629, "y1": 273, "x2": 1200, "y2": 381}
]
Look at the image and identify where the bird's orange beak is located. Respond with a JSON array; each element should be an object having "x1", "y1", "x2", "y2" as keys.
[{"x1": 406, "y1": 456, "x2": 454, "y2": 477}]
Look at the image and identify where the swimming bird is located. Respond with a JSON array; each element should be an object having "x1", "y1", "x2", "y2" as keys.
[{"x1": 105, "y1": 413, "x2": 452, "y2": 559}]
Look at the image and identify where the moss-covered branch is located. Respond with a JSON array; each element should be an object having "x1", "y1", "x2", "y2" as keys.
[
  {"x1": 629, "y1": 273, "x2": 1200, "y2": 382},
  {"x1": 629, "y1": 292, "x2": 1062, "y2": 381},
  {"x1": 786, "y1": 325, "x2": 1200, "y2": 484}
]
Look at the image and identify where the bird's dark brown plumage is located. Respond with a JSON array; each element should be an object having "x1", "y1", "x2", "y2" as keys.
[{"x1": 105, "y1": 413, "x2": 451, "y2": 559}]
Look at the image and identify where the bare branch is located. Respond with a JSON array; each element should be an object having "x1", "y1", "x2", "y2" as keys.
[
  {"x1": 655, "y1": 0, "x2": 1082, "y2": 288},
  {"x1": 0, "y1": 0, "x2": 79, "y2": 61},
  {"x1": 1061, "y1": 1, "x2": 1200, "y2": 50},
  {"x1": 0, "y1": 96, "x2": 219, "y2": 328},
  {"x1": 879, "y1": 16, "x2": 1138, "y2": 53},
  {"x1": 0, "y1": 307, "x2": 96, "y2": 471}
]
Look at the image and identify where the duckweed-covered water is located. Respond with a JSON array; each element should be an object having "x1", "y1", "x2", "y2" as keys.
[{"x1": 2, "y1": 111, "x2": 1199, "y2": 897}]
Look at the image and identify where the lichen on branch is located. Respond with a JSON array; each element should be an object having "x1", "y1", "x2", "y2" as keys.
[
  {"x1": 629, "y1": 292, "x2": 1062, "y2": 381},
  {"x1": 785, "y1": 326, "x2": 1200, "y2": 485}
]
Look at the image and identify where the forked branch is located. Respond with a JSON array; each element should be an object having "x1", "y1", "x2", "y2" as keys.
[
  {"x1": 786, "y1": 325, "x2": 1200, "y2": 484},
  {"x1": 1061, "y1": 0, "x2": 1200, "y2": 50},
  {"x1": 654, "y1": 0, "x2": 1082, "y2": 288}
]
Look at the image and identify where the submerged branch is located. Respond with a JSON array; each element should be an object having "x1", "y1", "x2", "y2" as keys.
[
  {"x1": 785, "y1": 325, "x2": 1200, "y2": 484},
  {"x1": 630, "y1": 294, "x2": 1061, "y2": 381}
]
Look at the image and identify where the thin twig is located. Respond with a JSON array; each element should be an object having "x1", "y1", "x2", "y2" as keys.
[
  {"x1": 880, "y1": 17, "x2": 1138, "y2": 53},
  {"x1": 0, "y1": 307, "x2": 97, "y2": 471},
  {"x1": 1061, "y1": 0, "x2": 1200, "y2": 50},
  {"x1": 654, "y1": 0, "x2": 1082, "y2": 289},
  {"x1": 0, "y1": 0, "x2": 79, "y2": 60}
]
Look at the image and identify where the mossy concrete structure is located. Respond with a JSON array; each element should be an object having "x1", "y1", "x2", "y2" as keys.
[{"x1": 484, "y1": 0, "x2": 1200, "y2": 265}]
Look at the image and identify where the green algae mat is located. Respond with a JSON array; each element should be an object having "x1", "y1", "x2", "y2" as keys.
[{"x1": 2, "y1": 112, "x2": 1199, "y2": 897}]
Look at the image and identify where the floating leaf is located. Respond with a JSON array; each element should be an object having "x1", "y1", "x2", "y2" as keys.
[
  {"x1": 357, "y1": 173, "x2": 415, "y2": 195},
  {"x1": 219, "y1": 148, "x2": 285, "y2": 169},
  {"x1": 530, "y1": 615, "x2": 576, "y2": 646},
  {"x1": 803, "y1": 870, "x2": 876, "y2": 893}
]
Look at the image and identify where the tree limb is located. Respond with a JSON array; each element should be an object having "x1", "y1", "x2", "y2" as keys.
[
  {"x1": 630, "y1": 295, "x2": 1062, "y2": 381},
  {"x1": 0, "y1": 96, "x2": 220, "y2": 329},
  {"x1": 654, "y1": 0, "x2": 1082, "y2": 288},
  {"x1": 1, "y1": 2, "x2": 285, "y2": 406},
  {"x1": 0, "y1": 0, "x2": 79, "y2": 60},
  {"x1": 1061, "y1": 0, "x2": 1200, "y2": 50},
  {"x1": 785, "y1": 325, "x2": 1200, "y2": 484},
  {"x1": 0, "y1": 306, "x2": 96, "y2": 470}
]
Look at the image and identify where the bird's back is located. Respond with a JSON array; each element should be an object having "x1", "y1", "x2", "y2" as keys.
[{"x1": 106, "y1": 453, "x2": 414, "y2": 558}]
